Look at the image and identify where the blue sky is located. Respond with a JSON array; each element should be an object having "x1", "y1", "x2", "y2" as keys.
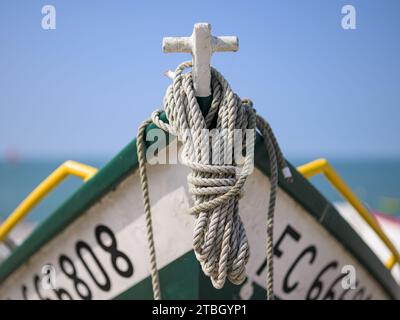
[{"x1": 0, "y1": 0, "x2": 399, "y2": 160}]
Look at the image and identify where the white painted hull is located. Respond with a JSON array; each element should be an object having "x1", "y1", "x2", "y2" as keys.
[{"x1": 0, "y1": 160, "x2": 390, "y2": 299}]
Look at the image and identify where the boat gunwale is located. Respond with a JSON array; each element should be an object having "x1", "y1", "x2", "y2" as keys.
[{"x1": 0, "y1": 112, "x2": 399, "y2": 299}]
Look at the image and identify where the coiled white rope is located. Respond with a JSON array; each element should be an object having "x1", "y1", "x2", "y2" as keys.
[{"x1": 137, "y1": 61, "x2": 292, "y2": 300}]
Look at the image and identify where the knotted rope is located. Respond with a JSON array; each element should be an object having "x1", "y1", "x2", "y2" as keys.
[{"x1": 137, "y1": 61, "x2": 292, "y2": 300}]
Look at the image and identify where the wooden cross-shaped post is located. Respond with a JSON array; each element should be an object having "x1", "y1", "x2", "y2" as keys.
[{"x1": 162, "y1": 23, "x2": 239, "y2": 97}]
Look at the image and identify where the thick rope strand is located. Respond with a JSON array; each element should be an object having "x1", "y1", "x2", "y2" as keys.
[
  {"x1": 257, "y1": 115, "x2": 279, "y2": 300},
  {"x1": 137, "y1": 61, "x2": 292, "y2": 300},
  {"x1": 137, "y1": 119, "x2": 162, "y2": 300}
]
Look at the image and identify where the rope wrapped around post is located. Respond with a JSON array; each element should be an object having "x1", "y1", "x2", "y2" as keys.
[{"x1": 137, "y1": 61, "x2": 292, "y2": 300}]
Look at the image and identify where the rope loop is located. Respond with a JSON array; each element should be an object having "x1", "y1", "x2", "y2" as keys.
[{"x1": 137, "y1": 61, "x2": 292, "y2": 299}]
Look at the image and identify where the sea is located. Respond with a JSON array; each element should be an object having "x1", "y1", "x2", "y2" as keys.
[{"x1": 0, "y1": 157, "x2": 399, "y2": 223}]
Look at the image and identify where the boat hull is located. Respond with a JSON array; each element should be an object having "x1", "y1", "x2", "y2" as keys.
[
  {"x1": 0, "y1": 164, "x2": 391, "y2": 299},
  {"x1": 0, "y1": 128, "x2": 398, "y2": 300}
]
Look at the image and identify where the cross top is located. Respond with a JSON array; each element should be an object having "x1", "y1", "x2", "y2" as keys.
[{"x1": 162, "y1": 23, "x2": 239, "y2": 97}]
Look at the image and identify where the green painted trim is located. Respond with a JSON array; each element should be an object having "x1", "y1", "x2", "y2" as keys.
[
  {"x1": 0, "y1": 117, "x2": 164, "y2": 284},
  {"x1": 116, "y1": 251, "x2": 199, "y2": 300},
  {"x1": 1, "y1": 110, "x2": 399, "y2": 299},
  {"x1": 254, "y1": 141, "x2": 400, "y2": 299},
  {"x1": 115, "y1": 250, "x2": 282, "y2": 300}
]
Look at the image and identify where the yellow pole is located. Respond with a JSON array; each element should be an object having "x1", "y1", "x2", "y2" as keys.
[
  {"x1": 297, "y1": 158, "x2": 399, "y2": 270},
  {"x1": 0, "y1": 160, "x2": 97, "y2": 242}
]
